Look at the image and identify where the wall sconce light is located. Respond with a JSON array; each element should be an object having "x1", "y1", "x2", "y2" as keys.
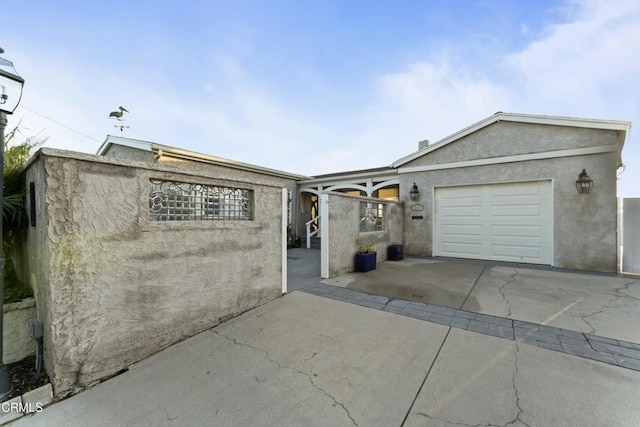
[
  {"x1": 409, "y1": 183, "x2": 419, "y2": 201},
  {"x1": 576, "y1": 169, "x2": 593, "y2": 194}
]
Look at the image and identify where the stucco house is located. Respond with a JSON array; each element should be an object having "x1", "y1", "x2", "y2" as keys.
[
  {"x1": 19, "y1": 110, "x2": 632, "y2": 396},
  {"x1": 298, "y1": 112, "x2": 631, "y2": 273},
  {"x1": 99, "y1": 112, "x2": 631, "y2": 273}
]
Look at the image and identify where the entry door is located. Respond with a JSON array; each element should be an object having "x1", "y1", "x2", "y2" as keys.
[{"x1": 434, "y1": 181, "x2": 552, "y2": 265}]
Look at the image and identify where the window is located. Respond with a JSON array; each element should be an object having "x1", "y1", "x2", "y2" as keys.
[
  {"x1": 359, "y1": 202, "x2": 384, "y2": 232},
  {"x1": 149, "y1": 179, "x2": 253, "y2": 221}
]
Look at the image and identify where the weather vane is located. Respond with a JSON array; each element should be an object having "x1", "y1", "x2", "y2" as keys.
[{"x1": 108, "y1": 106, "x2": 130, "y2": 136}]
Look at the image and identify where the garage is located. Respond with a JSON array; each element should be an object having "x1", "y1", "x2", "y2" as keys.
[{"x1": 434, "y1": 181, "x2": 552, "y2": 265}]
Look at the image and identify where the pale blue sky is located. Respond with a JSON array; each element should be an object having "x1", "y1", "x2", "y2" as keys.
[{"x1": 3, "y1": 0, "x2": 639, "y2": 196}]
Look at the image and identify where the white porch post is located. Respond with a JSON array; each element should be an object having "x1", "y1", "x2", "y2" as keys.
[
  {"x1": 282, "y1": 188, "x2": 288, "y2": 294},
  {"x1": 320, "y1": 193, "x2": 330, "y2": 278}
]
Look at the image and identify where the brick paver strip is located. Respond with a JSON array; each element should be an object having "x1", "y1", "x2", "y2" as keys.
[{"x1": 301, "y1": 283, "x2": 640, "y2": 373}]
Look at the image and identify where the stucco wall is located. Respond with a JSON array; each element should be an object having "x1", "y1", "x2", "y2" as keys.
[
  {"x1": 409, "y1": 122, "x2": 619, "y2": 167},
  {"x1": 400, "y1": 123, "x2": 621, "y2": 272},
  {"x1": 327, "y1": 193, "x2": 403, "y2": 277},
  {"x1": 24, "y1": 149, "x2": 285, "y2": 396}
]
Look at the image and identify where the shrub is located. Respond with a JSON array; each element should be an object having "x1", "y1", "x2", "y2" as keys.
[{"x1": 2, "y1": 126, "x2": 47, "y2": 303}]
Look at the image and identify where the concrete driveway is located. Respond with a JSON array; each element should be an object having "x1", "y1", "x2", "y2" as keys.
[
  {"x1": 13, "y1": 250, "x2": 640, "y2": 426},
  {"x1": 323, "y1": 256, "x2": 640, "y2": 344}
]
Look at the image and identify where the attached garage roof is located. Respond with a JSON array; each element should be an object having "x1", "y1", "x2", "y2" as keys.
[{"x1": 392, "y1": 112, "x2": 632, "y2": 168}]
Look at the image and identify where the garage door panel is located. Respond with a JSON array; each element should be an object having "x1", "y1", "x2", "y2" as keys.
[
  {"x1": 441, "y1": 205, "x2": 482, "y2": 217},
  {"x1": 491, "y1": 245, "x2": 542, "y2": 261},
  {"x1": 491, "y1": 204, "x2": 543, "y2": 217},
  {"x1": 435, "y1": 181, "x2": 552, "y2": 265},
  {"x1": 491, "y1": 225, "x2": 542, "y2": 238},
  {"x1": 441, "y1": 224, "x2": 482, "y2": 236},
  {"x1": 440, "y1": 186, "x2": 482, "y2": 199},
  {"x1": 441, "y1": 242, "x2": 483, "y2": 257},
  {"x1": 489, "y1": 182, "x2": 545, "y2": 197}
]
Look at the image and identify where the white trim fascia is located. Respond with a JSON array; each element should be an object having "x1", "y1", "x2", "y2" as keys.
[
  {"x1": 618, "y1": 197, "x2": 623, "y2": 274},
  {"x1": 325, "y1": 183, "x2": 368, "y2": 193},
  {"x1": 397, "y1": 145, "x2": 618, "y2": 174},
  {"x1": 320, "y1": 194, "x2": 330, "y2": 279},
  {"x1": 392, "y1": 112, "x2": 632, "y2": 168},
  {"x1": 496, "y1": 113, "x2": 631, "y2": 131},
  {"x1": 97, "y1": 135, "x2": 153, "y2": 155},
  {"x1": 298, "y1": 170, "x2": 397, "y2": 185}
]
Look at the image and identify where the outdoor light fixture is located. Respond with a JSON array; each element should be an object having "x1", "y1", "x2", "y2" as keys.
[
  {"x1": 0, "y1": 47, "x2": 24, "y2": 400},
  {"x1": 575, "y1": 169, "x2": 593, "y2": 194},
  {"x1": 0, "y1": 49, "x2": 24, "y2": 114},
  {"x1": 409, "y1": 183, "x2": 420, "y2": 201}
]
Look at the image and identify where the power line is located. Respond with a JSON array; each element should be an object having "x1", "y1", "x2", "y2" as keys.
[{"x1": 17, "y1": 105, "x2": 103, "y2": 143}]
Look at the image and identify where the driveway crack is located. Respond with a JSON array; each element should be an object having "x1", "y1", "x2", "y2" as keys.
[
  {"x1": 212, "y1": 330, "x2": 283, "y2": 368},
  {"x1": 212, "y1": 330, "x2": 357, "y2": 426},
  {"x1": 414, "y1": 412, "x2": 500, "y2": 426},
  {"x1": 294, "y1": 366, "x2": 358, "y2": 426},
  {"x1": 497, "y1": 269, "x2": 518, "y2": 318},
  {"x1": 504, "y1": 343, "x2": 530, "y2": 427},
  {"x1": 613, "y1": 280, "x2": 640, "y2": 302}
]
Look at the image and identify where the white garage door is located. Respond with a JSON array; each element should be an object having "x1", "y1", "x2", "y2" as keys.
[{"x1": 434, "y1": 181, "x2": 552, "y2": 265}]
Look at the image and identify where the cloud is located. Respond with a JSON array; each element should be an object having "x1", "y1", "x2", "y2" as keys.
[
  {"x1": 7, "y1": 0, "x2": 639, "y2": 195},
  {"x1": 504, "y1": 0, "x2": 640, "y2": 196},
  {"x1": 507, "y1": 0, "x2": 640, "y2": 112},
  {"x1": 345, "y1": 0, "x2": 639, "y2": 194}
]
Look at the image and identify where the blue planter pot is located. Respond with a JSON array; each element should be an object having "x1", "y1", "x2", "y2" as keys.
[
  {"x1": 355, "y1": 252, "x2": 377, "y2": 272},
  {"x1": 387, "y1": 244, "x2": 404, "y2": 261}
]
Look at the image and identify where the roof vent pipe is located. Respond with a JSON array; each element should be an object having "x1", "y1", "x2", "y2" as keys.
[{"x1": 418, "y1": 139, "x2": 430, "y2": 150}]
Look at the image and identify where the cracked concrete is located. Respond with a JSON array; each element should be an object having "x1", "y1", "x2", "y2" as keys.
[
  {"x1": 212, "y1": 330, "x2": 358, "y2": 426},
  {"x1": 504, "y1": 343, "x2": 529, "y2": 427},
  {"x1": 14, "y1": 247, "x2": 640, "y2": 427},
  {"x1": 496, "y1": 269, "x2": 519, "y2": 318},
  {"x1": 19, "y1": 292, "x2": 450, "y2": 427},
  {"x1": 463, "y1": 267, "x2": 640, "y2": 343},
  {"x1": 405, "y1": 329, "x2": 521, "y2": 427},
  {"x1": 405, "y1": 328, "x2": 640, "y2": 427}
]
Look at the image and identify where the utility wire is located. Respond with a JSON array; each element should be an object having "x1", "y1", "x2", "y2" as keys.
[{"x1": 17, "y1": 105, "x2": 103, "y2": 143}]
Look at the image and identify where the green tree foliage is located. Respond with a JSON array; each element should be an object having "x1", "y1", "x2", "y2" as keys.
[{"x1": 2, "y1": 125, "x2": 47, "y2": 303}]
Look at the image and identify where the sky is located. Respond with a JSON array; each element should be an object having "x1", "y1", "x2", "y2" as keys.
[{"x1": 3, "y1": 0, "x2": 639, "y2": 196}]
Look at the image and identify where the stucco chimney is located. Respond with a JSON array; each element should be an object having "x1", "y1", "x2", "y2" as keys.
[{"x1": 418, "y1": 139, "x2": 430, "y2": 150}]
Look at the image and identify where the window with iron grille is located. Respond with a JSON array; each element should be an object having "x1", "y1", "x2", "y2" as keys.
[
  {"x1": 359, "y1": 202, "x2": 384, "y2": 232},
  {"x1": 149, "y1": 179, "x2": 253, "y2": 221}
]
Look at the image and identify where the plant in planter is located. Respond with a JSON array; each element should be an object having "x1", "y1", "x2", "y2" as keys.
[{"x1": 355, "y1": 237, "x2": 377, "y2": 272}]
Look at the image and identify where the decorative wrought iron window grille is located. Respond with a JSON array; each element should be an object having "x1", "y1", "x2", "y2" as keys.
[
  {"x1": 149, "y1": 179, "x2": 253, "y2": 221},
  {"x1": 359, "y1": 202, "x2": 384, "y2": 232}
]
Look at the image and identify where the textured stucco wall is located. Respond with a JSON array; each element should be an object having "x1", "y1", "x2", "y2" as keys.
[
  {"x1": 3, "y1": 299, "x2": 37, "y2": 364},
  {"x1": 327, "y1": 193, "x2": 403, "y2": 277},
  {"x1": 409, "y1": 122, "x2": 619, "y2": 167},
  {"x1": 400, "y1": 123, "x2": 621, "y2": 272},
  {"x1": 23, "y1": 149, "x2": 284, "y2": 396}
]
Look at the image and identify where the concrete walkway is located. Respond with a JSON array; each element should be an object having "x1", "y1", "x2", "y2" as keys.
[{"x1": 12, "y1": 249, "x2": 640, "y2": 426}]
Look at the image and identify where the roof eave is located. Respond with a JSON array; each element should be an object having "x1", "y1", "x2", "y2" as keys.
[{"x1": 152, "y1": 144, "x2": 309, "y2": 181}]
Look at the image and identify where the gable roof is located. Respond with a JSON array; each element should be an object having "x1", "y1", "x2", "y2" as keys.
[
  {"x1": 97, "y1": 135, "x2": 309, "y2": 180},
  {"x1": 392, "y1": 112, "x2": 632, "y2": 168}
]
